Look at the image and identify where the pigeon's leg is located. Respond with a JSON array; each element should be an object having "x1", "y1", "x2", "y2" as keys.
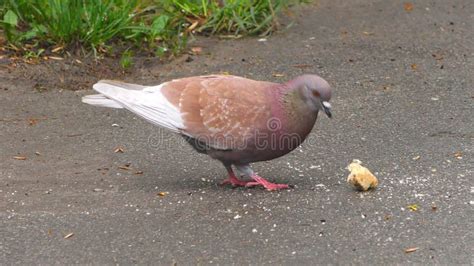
[
  {"x1": 235, "y1": 164, "x2": 289, "y2": 191},
  {"x1": 220, "y1": 165, "x2": 254, "y2": 187}
]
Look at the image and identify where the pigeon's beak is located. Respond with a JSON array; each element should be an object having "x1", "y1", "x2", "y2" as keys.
[{"x1": 322, "y1": 101, "x2": 332, "y2": 118}]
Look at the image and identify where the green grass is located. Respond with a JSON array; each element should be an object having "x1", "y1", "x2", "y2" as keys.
[
  {"x1": 119, "y1": 49, "x2": 133, "y2": 68},
  {"x1": 0, "y1": 0, "x2": 305, "y2": 59},
  {"x1": 202, "y1": 0, "x2": 285, "y2": 35}
]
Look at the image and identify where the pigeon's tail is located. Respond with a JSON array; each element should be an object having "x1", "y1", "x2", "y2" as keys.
[
  {"x1": 82, "y1": 80, "x2": 147, "y2": 108},
  {"x1": 82, "y1": 94, "x2": 123, "y2": 108},
  {"x1": 83, "y1": 79, "x2": 184, "y2": 133}
]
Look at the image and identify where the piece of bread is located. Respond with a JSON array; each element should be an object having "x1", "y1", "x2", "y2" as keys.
[{"x1": 347, "y1": 160, "x2": 378, "y2": 191}]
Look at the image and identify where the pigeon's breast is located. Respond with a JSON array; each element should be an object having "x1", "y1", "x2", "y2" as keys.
[{"x1": 208, "y1": 111, "x2": 318, "y2": 164}]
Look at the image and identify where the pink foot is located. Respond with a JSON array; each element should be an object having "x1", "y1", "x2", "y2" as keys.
[
  {"x1": 220, "y1": 166, "x2": 290, "y2": 191},
  {"x1": 220, "y1": 177, "x2": 252, "y2": 187},
  {"x1": 248, "y1": 175, "x2": 290, "y2": 191},
  {"x1": 220, "y1": 172, "x2": 254, "y2": 187}
]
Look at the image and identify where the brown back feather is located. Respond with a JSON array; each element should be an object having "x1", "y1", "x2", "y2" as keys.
[{"x1": 161, "y1": 75, "x2": 277, "y2": 149}]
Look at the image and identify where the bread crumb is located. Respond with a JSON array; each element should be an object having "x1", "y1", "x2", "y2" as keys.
[{"x1": 347, "y1": 160, "x2": 378, "y2": 191}]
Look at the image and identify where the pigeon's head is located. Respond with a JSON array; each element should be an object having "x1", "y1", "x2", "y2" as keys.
[{"x1": 292, "y1": 74, "x2": 332, "y2": 118}]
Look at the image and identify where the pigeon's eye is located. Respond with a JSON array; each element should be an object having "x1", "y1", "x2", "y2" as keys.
[{"x1": 312, "y1": 90, "x2": 320, "y2": 97}]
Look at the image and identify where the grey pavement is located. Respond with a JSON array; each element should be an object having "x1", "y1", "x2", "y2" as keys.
[{"x1": 1, "y1": 0, "x2": 473, "y2": 264}]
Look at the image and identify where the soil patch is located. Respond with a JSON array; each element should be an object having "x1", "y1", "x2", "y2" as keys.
[{"x1": 0, "y1": 37, "x2": 220, "y2": 92}]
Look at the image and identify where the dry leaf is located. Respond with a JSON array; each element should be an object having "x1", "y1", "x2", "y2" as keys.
[
  {"x1": 453, "y1": 151, "x2": 462, "y2": 159},
  {"x1": 134, "y1": 171, "x2": 144, "y2": 175},
  {"x1": 98, "y1": 46, "x2": 107, "y2": 53},
  {"x1": 64, "y1": 233, "x2": 74, "y2": 239},
  {"x1": 187, "y1": 20, "x2": 199, "y2": 32},
  {"x1": 407, "y1": 204, "x2": 418, "y2": 211},
  {"x1": 118, "y1": 164, "x2": 131, "y2": 170},
  {"x1": 157, "y1": 192, "x2": 169, "y2": 197},
  {"x1": 191, "y1": 47, "x2": 202, "y2": 55},
  {"x1": 28, "y1": 118, "x2": 38, "y2": 126},
  {"x1": 25, "y1": 58, "x2": 39, "y2": 65},
  {"x1": 404, "y1": 3, "x2": 414, "y2": 11},
  {"x1": 9, "y1": 44, "x2": 20, "y2": 51},
  {"x1": 405, "y1": 247, "x2": 419, "y2": 253},
  {"x1": 114, "y1": 147, "x2": 124, "y2": 153},
  {"x1": 272, "y1": 73, "x2": 285, "y2": 77},
  {"x1": 218, "y1": 34, "x2": 243, "y2": 39},
  {"x1": 51, "y1": 46, "x2": 64, "y2": 53},
  {"x1": 13, "y1": 156, "x2": 27, "y2": 160},
  {"x1": 410, "y1": 64, "x2": 418, "y2": 70}
]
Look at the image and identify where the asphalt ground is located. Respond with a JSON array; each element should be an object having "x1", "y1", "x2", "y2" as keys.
[{"x1": 1, "y1": 0, "x2": 473, "y2": 264}]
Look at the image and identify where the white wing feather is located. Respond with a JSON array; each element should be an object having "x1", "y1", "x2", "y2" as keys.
[
  {"x1": 83, "y1": 81, "x2": 184, "y2": 133},
  {"x1": 82, "y1": 94, "x2": 123, "y2": 108}
]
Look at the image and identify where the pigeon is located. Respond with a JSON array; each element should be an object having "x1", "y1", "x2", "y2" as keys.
[{"x1": 82, "y1": 74, "x2": 332, "y2": 191}]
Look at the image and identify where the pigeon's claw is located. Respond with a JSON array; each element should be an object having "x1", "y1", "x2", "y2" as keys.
[
  {"x1": 250, "y1": 175, "x2": 290, "y2": 191},
  {"x1": 265, "y1": 183, "x2": 290, "y2": 191},
  {"x1": 221, "y1": 169, "x2": 255, "y2": 187},
  {"x1": 220, "y1": 177, "x2": 252, "y2": 187}
]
